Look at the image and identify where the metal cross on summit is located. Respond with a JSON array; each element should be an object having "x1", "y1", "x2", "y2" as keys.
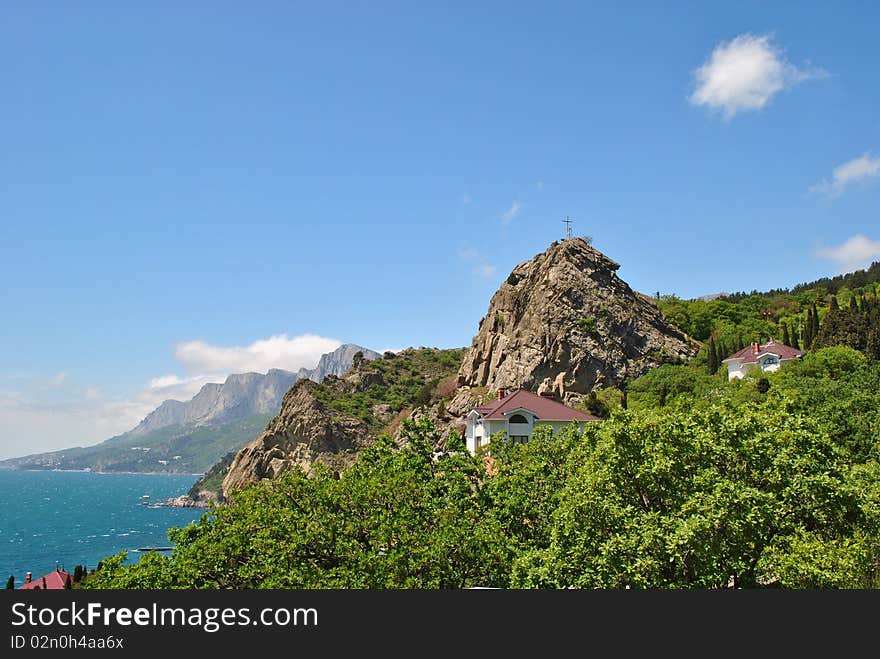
[{"x1": 562, "y1": 216, "x2": 573, "y2": 240}]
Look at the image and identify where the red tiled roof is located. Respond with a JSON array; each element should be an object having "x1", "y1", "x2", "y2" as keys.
[
  {"x1": 722, "y1": 339, "x2": 805, "y2": 365},
  {"x1": 18, "y1": 568, "x2": 71, "y2": 590},
  {"x1": 474, "y1": 389, "x2": 600, "y2": 421}
]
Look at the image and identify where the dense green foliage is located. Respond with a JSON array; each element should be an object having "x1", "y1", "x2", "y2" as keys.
[
  {"x1": 658, "y1": 271, "x2": 879, "y2": 364},
  {"x1": 81, "y1": 348, "x2": 880, "y2": 590},
  {"x1": 813, "y1": 295, "x2": 880, "y2": 359},
  {"x1": 310, "y1": 347, "x2": 463, "y2": 431},
  {"x1": 82, "y1": 419, "x2": 510, "y2": 589}
]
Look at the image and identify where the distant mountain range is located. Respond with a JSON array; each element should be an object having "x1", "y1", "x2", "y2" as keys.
[{"x1": 0, "y1": 343, "x2": 380, "y2": 473}]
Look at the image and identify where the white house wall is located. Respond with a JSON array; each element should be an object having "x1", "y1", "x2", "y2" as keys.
[{"x1": 465, "y1": 417, "x2": 592, "y2": 454}]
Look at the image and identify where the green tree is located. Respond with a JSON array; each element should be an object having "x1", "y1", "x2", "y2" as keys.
[
  {"x1": 5, "y1": 575, "x2": 13, "y2": 589},
  {"x1": 85, "y1": 418, "x2": 510, "y2": 589},
  {"x1": 510, "y1": 403, "x2": 873, "y2": 589},
  {"x1": 707, "y1": 338, "x2": 718, "y2": 375},
  {"x1": 583, "y1": 391, "x2": 610, "y2": 419},
  {"x1": 789, "y1": 322, "x2": 800, "y2": 350},
  {"x1": 782, "y1": 323, "x2": 791, "y2": 347},
  {"x1": 804, "y1": 308, "x2": 814, "y2": 349},
  {"x1": 715, "y1": 340, "x2": 726, "y2": 369}
]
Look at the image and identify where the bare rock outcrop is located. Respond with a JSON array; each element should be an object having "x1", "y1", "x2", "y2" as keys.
[
  {"x1": 221, "y1": 379, "x2": 373, "y2": 498},
  {"x1": 452, "y1": 238, "x2": 697, "y2": 411}
]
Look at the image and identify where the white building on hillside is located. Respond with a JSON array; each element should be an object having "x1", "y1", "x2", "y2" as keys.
[
  {"x1": 464, "y1": 388, "x2": 600, "y2": 454},
  {"x1": 721, "y1": 339, "x2": 805, "y2": 381}
]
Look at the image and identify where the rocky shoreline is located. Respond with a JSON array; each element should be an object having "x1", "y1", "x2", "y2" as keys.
[{"x1": 160, "y1": 495, "x2": 213, "y2": 509}]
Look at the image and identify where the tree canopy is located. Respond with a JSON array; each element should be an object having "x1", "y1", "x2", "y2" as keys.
[{"x1": 81, "y1": 350, "x2": 880, "y2": 589}]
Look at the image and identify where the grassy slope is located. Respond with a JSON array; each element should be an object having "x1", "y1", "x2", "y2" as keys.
[{"x1": 311, "y1": 347, "x2": 464, "y2": 434}]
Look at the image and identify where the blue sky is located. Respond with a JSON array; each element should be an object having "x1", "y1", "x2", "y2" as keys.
[{"x1": 2, "y1": 2, "x2": 879, "y2": 457}]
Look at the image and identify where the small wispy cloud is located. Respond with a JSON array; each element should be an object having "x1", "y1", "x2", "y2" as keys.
[
  {"x1": 536, "y1": 180, "x2": 544, "y2": 191},
  {"x1": 501, "y1": 201, "x2": 523, "y2": 224},
  {"x1": 462, "y1": 191, "x2": 472, "y2": 205},
  {"x1": 459, "y1": 247, "x2": 497, "y2": 279},
  {"x1": 810, "y1": 153, "x2": 880, "y2": 197},
  {"x1": 47, "y1": 372, "x2": 67, "y2": 387},
  {"x1": 689, "y1": 33, "x2": 827, "y2": 119},
  {"x1": 816, "y1": 235, "x2": 880, "y2": 274}
]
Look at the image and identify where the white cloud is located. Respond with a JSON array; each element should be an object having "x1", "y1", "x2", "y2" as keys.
[
  {"x1": 810, "y1": 153, "x2": 880, "y2": 197},
  {"x1": 174, "y1": 333, "x2": 341, "y2": 375},
  {"x1": 690, "y1": 34, "x2": 827, "y2": 119},
  {"x1": 0, "y1": 332, "x2": 346, "y2": 459},
  {"x1": 816, "y1": 235, "x2": 880, "y2": 274},
  {"x1": 462, "y1": 191, "x2": 472, "y2": 205},
  {"x1": 459, "y1": 247, "x2": 497, "y2": 279},
  {"x1": 536, "y1": 181, "x2": 544, "y2": 191},
  {"x1": 83, "y1": 386, "x2": 102, "y2": 401},
  {"x1": 501, "y1": 201, "x2": 523, "y2": 224}
]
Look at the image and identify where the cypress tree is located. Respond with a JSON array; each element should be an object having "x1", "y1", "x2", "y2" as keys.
[
  {"x1": 789, "y1": 322, "x2": 800, "y2": 350},
  {"x1": 707, "y1": 337, "x2": 718, "y2": 374},
  {"x1": 716, "y1": 341, "x2": 726, "y2": 369},
  {"x1": 804, "y1": 309, "x2": 813, "y2": 349},
  {"x1": 850, "y1": 296, "x2": 859, "y2": 312},
  {"x1": 736, "y1": 334, "x2": 744, "y2": 352},
  {"x1": 829, "y1": 297, "x2": 839, "y2": 312},
  {"x1": 781, "y1": 323, "x2": 791, "y2": 347},
  {"x1": 5, "y1": 575, "x2": 13, "y2": 589},
  {"x1": 812, "y1": 303, "x2": 821, "y2": 340}
]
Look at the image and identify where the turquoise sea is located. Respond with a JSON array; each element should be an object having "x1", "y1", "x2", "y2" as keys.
[{"x1": 0, "y1": 470, "x2": 205, "y2": 587}]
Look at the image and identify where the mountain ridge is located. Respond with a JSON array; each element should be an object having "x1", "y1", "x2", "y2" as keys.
[
  {"x1": 1, "y1": 343, "x2": 380, "y2": 473},
  {"x1": 131, "y1": 344, "x2": 381, "y2": 435}
]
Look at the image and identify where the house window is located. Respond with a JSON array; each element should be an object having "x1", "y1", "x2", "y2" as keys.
[
  {"x1": 509, "y1": 435, "x2": 529, "y2": 444},
  {"x1": 474, "y1": 435, "x2": 482, "y2": 450},
  {"x1": 762, "y1": 356, "x2": 779, "y2": 367},
  {"x1": 509, "y1": 414, "x2": 529, "y2": 424}
]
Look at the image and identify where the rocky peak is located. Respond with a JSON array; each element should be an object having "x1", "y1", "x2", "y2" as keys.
[{"x1": 455, "y1": 238, "x2": 697, "y2": 402}]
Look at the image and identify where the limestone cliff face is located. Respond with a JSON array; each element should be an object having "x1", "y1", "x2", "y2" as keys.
[
  {"x1": 221, "y1": 379, "x2": 373, "y2": 498},
  {"x1": 454, "y1": 238, "x2": 697, "y2": 406}
]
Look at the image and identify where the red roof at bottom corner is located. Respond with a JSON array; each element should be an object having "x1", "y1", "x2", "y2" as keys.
[{"x1": 18, "y1": 568, "x2": 72, "y2": 590}]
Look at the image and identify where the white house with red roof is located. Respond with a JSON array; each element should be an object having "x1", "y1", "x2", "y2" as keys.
[
  {"x1": 465, "y1": 388, "x2": 600, "y2": 454},
  {"x1": 721, "y1": 339, "x2": 805, "y2": 381}
]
